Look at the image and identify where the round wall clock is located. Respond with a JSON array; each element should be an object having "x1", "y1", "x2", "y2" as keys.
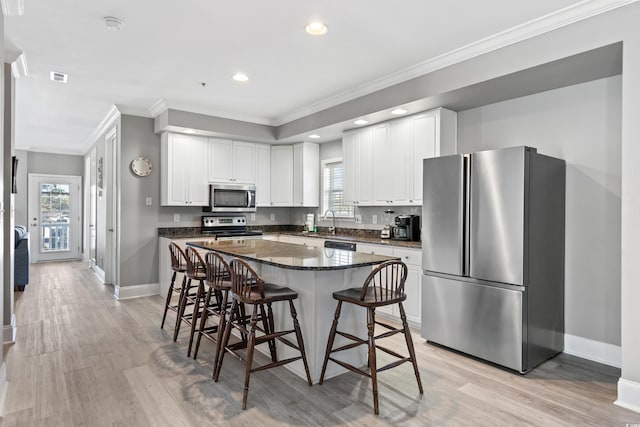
[{"x1": 130, "y1": 157, "x2": 152, "y2": 177}]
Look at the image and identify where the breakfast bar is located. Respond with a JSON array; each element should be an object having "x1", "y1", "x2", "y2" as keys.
[{"x1": 186, "y1": 238, "x2": 397, "y2": 383}]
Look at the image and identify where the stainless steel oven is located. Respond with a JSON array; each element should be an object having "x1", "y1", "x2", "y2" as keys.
[{"x1": 207, "y1": 183, "x2": 256, "y2": 213}]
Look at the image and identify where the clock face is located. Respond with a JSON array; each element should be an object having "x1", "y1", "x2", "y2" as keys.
[{"x1": 131, "y1": 157, "x2": 152, "y2": 177}]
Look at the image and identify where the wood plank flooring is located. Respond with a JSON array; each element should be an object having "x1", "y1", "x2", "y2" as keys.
[{"x1": 1, "y1": 261, "x2": 638, "y2": 426}]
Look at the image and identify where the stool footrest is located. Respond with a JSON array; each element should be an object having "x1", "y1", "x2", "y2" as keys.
[
  {"x1": 377, "y1": 357, "x2": 410, "y2": 373},
  {"x1": 374, "y1": 328, "x2": 403, "y2": 340},
  {"x1": 328, "y1": 357, "x2": 371, "y2": 378},
  {"x1": 251, "y1": 356, "x2": 302, "y2": 373},
  {"x1": 336, "y1": 330, "x2": 367, "y2": 345}
]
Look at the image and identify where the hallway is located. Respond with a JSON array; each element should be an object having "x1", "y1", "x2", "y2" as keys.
[{"x1": 0, "y1": 261, "x2": 636, "y2": 426}]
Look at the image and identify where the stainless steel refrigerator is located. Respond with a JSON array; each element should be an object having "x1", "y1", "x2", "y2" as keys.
[{"x1": 421, "y1": 146, "x2": 565, "y2": 373}]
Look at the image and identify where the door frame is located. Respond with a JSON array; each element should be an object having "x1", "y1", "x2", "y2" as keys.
[{"x1": 28, "y1": 173, "x2": 82, "y2": 262}]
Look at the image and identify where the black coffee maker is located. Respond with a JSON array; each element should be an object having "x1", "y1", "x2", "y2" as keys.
[{"x1": 392, "y1": 215, "x2": 421, "y2": 241}]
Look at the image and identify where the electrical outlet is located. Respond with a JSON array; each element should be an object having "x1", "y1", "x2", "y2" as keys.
[
  {"x1": 145, "y1": 197, "x2": 152, "y2": 206},
  {"x1": 270, "y1": 213, "x2": 275, "y2": 221},
  {"x1": 250, "y1": 213, "x2": 256, "y2": 221},
  {"x1": 173, "y1": 213, "x2": 180, "y2": 223},
  {"x1": 372, "y1": 215, "x2": 378, "y2": 224},
  {"x1": 355, "y1": 214, "x2": 362, "y2": 224}
]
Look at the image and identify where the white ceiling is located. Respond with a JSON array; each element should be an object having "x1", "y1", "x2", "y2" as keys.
[{"x1": 3, "y1": 0, "x2": 627, "y2": 154}]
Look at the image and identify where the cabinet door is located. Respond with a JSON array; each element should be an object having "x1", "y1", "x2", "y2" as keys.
[
  {"x1": 389, "y1": 118, "x2": 412, "y2": 205},
  {"x1": 293, "y1": 142, "x2": 319, "y2": 207},
  {"x1": 358, "y1": 127, "x2": 375, "y2": 205},
  {"x1": 403, "y1": 265, "x2": 422, "y2": 325},
  {"x1": 188, "y1": 136, "x2": 210, "y2": 206},
  {"x1": 255, "y1": 144, "x2": 271, "y2": 206},
  {"x1": 233, "y1": 141, "x2": 255, "y2": 183},
  {"x1": 270, "y1": 146, "x2": 293, "y2": 206},
  {"x1": 372, "y1": 124, "x2": 391, "y2": 205},
  {"x1": 411, "y1": 113, "x2": 437, "y2": 203},
  {"x1": 342, "y1": 131, "x2": 358, "y2": 205},
  {"x1": 209, "y1": 138, "x2": 233, "y2": 182},
  {"x1": 164, "y1": 134, "x2": 190, "y2": 205}
]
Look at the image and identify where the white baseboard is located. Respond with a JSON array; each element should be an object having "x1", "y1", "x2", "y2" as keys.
[
  {"x1": 616, "y1": 378, "x2": 640, "y2": 414},
  {"x1": 563, "y1": 333, "x2": 621, "y2": 368},
  {"x1": 0, "y1": 362, "x2": 7, "y2": 416},
  {"x1": 114, "y1": 283, "x2": 160, "y2": 300},
  {"x1": 2, "y1": 314, "x2": 16, "y2": 344}
]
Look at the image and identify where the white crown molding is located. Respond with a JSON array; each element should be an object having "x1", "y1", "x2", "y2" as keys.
[
  {"x1": 117, "y1": 104, "x2": 154, "y2": 118},
  {"x1": 273, "y1": 0, "x2": 639, "y2": 125},
  {"x1": 148, "y1": 99, "x2": 168, "y2": 118},
  {"x1": 1, "y1": 0, "x2": 24, "y2": 16},
  {"x1": 154, "y1": 99, "x2": 273, "y2": 126},
  {"x1": 81, "y1": 105, "x2": 121, "y2": 155},
  {"x1": 10, "y1": 52, "x2": 29, "y2": 79}
]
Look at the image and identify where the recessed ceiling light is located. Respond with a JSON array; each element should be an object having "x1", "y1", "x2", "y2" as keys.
[
  {"x1": 232, "y1": 73, "x2": 249, "y2": 82},
  {"x1": 308, "y1": 134, "x2": 321, "y2": 139},
  {"x1": 50, "y1": 71, "x2": 68, "y2": 83},
  {"x1": 305, "y1": 21, "x2": 328, "y2": 35},
  {"x1": 104, "y1": 16, "x2": 125, "y2": 31},
  {"x1": 354, "y1": 119, "x2": 369, "y2": 125},
  {"x1": 391, "y1": 108, "x2": 408, "y2": 115}
]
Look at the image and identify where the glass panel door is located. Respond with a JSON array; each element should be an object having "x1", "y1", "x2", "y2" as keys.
[{"x1": 39, "y1": 183, "x2": 71, "y2": 252}]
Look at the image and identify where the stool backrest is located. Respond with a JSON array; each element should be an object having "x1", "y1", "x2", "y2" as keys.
[
  {"x1": 185, "y1": 246, "x2": 206, "y2": 279},
  {"x1": 168, "y1": 242, "x2": 187, "y2": 271},
  {"x1": 229, "y1": 258, "x2": 264, "y2": 302},
  {"x1": 361, "y1": 260, "x2": 408, "y2": 302},
  {"x1": 205, "y1": 251, "x2": 232, "y2": 289}
]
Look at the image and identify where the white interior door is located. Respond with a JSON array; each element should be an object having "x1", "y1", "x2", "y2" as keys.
[{"x1": 28, "y1": 174, "x2": 82, "y2": 262}]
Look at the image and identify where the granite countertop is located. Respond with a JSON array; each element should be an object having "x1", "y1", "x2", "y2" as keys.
[
  {"x1": 186, "y1": 239, "x2": 397, "y2": 271},
  {"x1": 158, "y1": 226, "x2": 421, "y2": 249}
]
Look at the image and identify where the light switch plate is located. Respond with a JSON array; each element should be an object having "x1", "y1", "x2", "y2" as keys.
[
  {"x1": 355, "y1": 214, "x2": 362, "y2": 224},
  {"x1": 270, "y1": 213, "x2": 275, "y2": 221},
  {"x1": 173, "y1": 213, "x2": 180, "y2": 223},
  {"x1": 251, "y1": 213, "x2": 256, "y2": 221},
  {"x1": 145, "y1": 197, "x2": 152, "y2": 206},
  {"x1": 372, "y1": 215, "x2": 377, "y2": 224}
]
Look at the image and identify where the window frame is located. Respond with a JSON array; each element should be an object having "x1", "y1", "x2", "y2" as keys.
[{"x1": 321, "y1": 157, "x2": 354, "y2": 219}]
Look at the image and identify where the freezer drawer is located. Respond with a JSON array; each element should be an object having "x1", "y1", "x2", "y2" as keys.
[{"x1": 422, "y1": 274, "x2": 525, "y2": 372}]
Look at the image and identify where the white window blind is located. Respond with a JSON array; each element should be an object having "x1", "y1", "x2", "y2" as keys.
[{"x1": 323, "y1": 160, "x2": 354, "y2": 218}]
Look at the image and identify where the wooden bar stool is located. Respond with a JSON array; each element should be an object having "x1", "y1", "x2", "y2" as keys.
[
  {"x1": 319, "y1": 260, "x2": 423, "y2": 415},
  {"x1": 214, "y1": 258, "x2": 312, "y2": 410},
  {"x1": 162, "y1": 243, "x2": 187, "y2": 333},
  {"x1": 192, "y1": 251, "x2": 231, "y2": 365},
  {"x1": 175, "y1": 246, "x2": 207, "y2": 356}
]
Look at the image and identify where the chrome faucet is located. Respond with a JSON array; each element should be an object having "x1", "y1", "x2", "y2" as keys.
[{"x1": 323, "y1": 209, "x2": 336, "y2": 234}]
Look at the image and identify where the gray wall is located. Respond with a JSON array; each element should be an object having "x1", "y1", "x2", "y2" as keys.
[
  {"x1": 457, "y1": 75, "x2": 622, "y2": 346},
  {"x1": 12, "y1": 150, "x2": 83, "y2": 227}
]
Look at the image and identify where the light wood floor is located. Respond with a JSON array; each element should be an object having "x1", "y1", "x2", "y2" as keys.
[{"x1": 1, "y1": 261, "x2": 638, "y2": 426}]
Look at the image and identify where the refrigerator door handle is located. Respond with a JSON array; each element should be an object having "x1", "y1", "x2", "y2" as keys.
[{"x1": 463, "y1": 154, "x2": 471, "y2": 277}]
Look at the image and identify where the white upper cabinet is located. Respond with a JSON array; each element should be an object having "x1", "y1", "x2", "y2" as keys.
[
  {"x1": 270, "y1": 145, "x2": 294, "y2": 206},
  {"x1": 293, "y1": 142, "x2": 319, "y2": 207},
  {"x1": 208, "y1": 138, "x2": 256, "y2": 184},
  {"x1": 160, "y1": 132, "x2": 209, "y2": 206},
  {"x1": 342, "y1": 107, "x2": 457, "y2": 206},
  {"x1": 255, "y1": 144, "x2": 271, "y2": 207}
]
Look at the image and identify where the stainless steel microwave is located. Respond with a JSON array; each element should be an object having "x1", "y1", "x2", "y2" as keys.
[{"x1": 206, "y1": 183, "x2": 256, "y2": 212}]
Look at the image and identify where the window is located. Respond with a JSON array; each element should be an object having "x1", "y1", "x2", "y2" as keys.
[{"x1": 322, "y1": 158, "x2": 354, "y2": 218}]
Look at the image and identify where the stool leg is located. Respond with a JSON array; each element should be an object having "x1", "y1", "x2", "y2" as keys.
[
  {"x1": 212, "y1": 289, "x2": 229, "y2": 379},
  {"x1": 399, "y1": 302, "x2": 423, "y2": 394},
  {"x1": 242, "y1": 305, "x2": 259, "y2": 410},
  {"x1": 319, "y1": 300, "x2": 342, "y2": 384},
  {"x1": 289, "y1": 300, "x2": 312, "y2": 386},
  {"x1": 263, "y1": 303, "x2": 277, "y2": 362},
  {"x1": 161, "y1": 270, "x2": 177, "y2": 329},
  {"x1": 367, "y1": 307, "x2": 379, "y2": 415},
  {"x1": 173, "y1": 276, "x2": 190, "y2": 342},
  {"x1": 187, "y1": 280, "x2": 204, "y2": 357},
  {"x1": 193, "y1": 286, "x2": 213, "y2": 359},
  {"x1": 215, "y1": 299, "x2": 237, "y2": 382}
]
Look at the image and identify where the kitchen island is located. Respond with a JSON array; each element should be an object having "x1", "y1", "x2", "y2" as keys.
[{"x1": 186, "y1": 238, "x2": 397, "y2": 383}]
